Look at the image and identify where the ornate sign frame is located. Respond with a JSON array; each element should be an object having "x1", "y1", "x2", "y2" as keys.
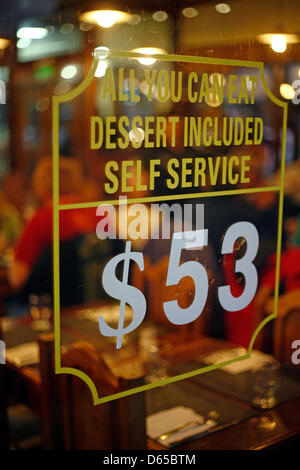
[{"x1": 52, "y1": 51, "x2": 287, "y2": 404}]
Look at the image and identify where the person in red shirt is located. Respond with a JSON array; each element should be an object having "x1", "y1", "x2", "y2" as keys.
[{"x1": 9, "y1": 157, "x2": 98, "y2": 291}]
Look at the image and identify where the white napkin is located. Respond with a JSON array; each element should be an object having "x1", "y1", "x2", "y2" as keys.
[
  {"x1": 5, "y1": 342, "x2": 39, "y2": 367},
  {"x1": 203, "y1": 349, "x2": 274, "y2": 375},
  {"x1": 146, "y1": 406, "x2": 216, "y2": 446}
]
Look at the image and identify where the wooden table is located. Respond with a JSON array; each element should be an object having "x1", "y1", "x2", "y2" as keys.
[
  {"x1": 147, "y1": 389, "x2": 300, "y2": 450},
  {"x1": 1, "y1": 306, "x2": 300, "y2": 450}
]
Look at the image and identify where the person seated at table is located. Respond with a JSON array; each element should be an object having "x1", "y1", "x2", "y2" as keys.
[{"x1": 8, "y1": 156, "x2": 98, "y2": 295}]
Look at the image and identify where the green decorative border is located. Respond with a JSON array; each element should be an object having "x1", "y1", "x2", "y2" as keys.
[{"x1": 52, "y1": 51, "x2": 287, "y2": 405}]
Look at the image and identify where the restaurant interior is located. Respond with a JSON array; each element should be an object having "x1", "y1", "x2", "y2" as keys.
[{"x1": 0, "y1": 0, "x2": 300, "y2": 451}]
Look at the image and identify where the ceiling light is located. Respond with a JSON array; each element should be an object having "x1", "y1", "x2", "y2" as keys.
[
  {"x1": 95, "y1": 61, "x2": 108, "y2": 78},
  {"x1": 60, "y1": 23, "x2": 74, "y2": 34},
  {"x1": 61, "y1": 64, "x2": 78, "y2": 80},
  {"x1": 257, "y1": 32, "x2": 298, "y2": 53},
  {"x1": 93, "y1": 46, "x2": 110, "y2": 59},
  {"x1": 280, "y1": 83, "x2": 295, "y2": 100},
  {"x1": 79, "y1": 10, "x2": 130, "y2": 28},
  {"x1": 205, "y1": 88, "x2": 222, "y2": 107},
  {"x1": 271, "y1": 34, "x2": 286, "y2": 53},
  {"x1": 153, "y1": 11, "x2": 168, "y2": 22},
  {"x1": 215, "y1": 3, "x2": 231, "y2": 14},
  {"x1": 17, "y1": 27, "x2": 48, "y2": 39},
  {"x1": 80, "y1": 22, "x2": 93, "y2": 32},
  {"x1": 17, "y1": 38, "x2": 32, "y2": 48},
  {"x1": 133, "y1": 47, "x2": 166, "y2": 66},
  {"x1": 182, "y1": 8, "x2": 198, "y2": 18},
  {"x1": 0, "y1": 38, "x2": 10, "y2": 49},
  {"x1": 128, "y1": 15, "x2": 141, "y2": 25},
  {"x1": 209, "y1": 73, "x2": 226, "y2": 86},
  {"x1": 129, "y1": 127, "x2": 145, "y2": 145}
]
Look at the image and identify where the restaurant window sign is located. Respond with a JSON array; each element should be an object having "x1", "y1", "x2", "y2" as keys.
[{"x1": 52, "y1": 50, "x2": 287, "y2": 404}]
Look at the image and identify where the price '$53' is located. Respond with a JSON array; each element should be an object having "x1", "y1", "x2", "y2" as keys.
[{"x1": 99, "y1": 221, "x2": 259, "y2": 348}]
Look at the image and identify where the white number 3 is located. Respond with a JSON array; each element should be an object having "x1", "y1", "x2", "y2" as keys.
[{"x1": 218, "y1": 221, "x2": 259, "y2": 312}]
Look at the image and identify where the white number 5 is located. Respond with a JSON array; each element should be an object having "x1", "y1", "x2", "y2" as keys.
[
  {"x1": 218, "y1": 221, "x2": 259, "y2": 312},
  {"x1": 163, "y1": 230, "x2": 209, "y2": 325}
]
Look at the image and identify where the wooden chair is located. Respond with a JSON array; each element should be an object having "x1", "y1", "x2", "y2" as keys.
[
  {"x1": 272, "y1": 290, "x2": 300, "y2": 367},
  {"x1": 38, "y1": 334, "x2": 147, "y2": 450},
  {"x1": 38, "y1": 333, "x2": 65, "y2": 449},
  {"x1": 258, "y1": 289, "x2": 300, "y2": 365}
]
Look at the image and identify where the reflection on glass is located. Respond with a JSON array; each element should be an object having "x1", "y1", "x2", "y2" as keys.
[
  {"x1": 29, "y1": 294, "x2": 52, "y2": 331},
  {"x1": 251, "y1": 361, "x2": 280, "y2": 409}
]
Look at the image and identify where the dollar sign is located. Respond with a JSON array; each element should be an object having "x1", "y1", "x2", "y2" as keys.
[{"x1": 100, "y1": 241, "x2": 146, "y2": 349}]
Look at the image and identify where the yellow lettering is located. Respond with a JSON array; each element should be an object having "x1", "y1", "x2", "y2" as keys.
[
  {"x1": 254, "y1": 117, "x2": 263, "y2": 144},
  {"x1": 149, "y1": 160, "x2": 161, "y2": 190},
  {"x1": 203, "y1": 117, "x2": 213, "y2": 146},
  {"x1": 144, "y1": 116, "x2": 155, "y2": 148},
  {"x1": 245, "y1": 117, "x2": 253, "y2": 145},
  {"x1": 122, "y1": 161, "x2": 134, "y2": 192},
  {"x1": 188, "y1": 72, "x2": 198, "y2": 103},
  {"x1": 194, "y1": 158, "x2": 206, "y2": 186},
  {"x1": 156, "y1": 117, "x2": 167, "y2": 147},
  {"x1": 228, "y1": 156, "x2": 239, "y2": 185},
  {"x1": 208, "y1": 157, "x2": 221, "y2": 185},
  {"x1": 182, "y1": 158, "x2": 193, "y2": 188},
  {"x1": 144, "y1": 70, "x2": 157, "y2": 102},
  {"x1": 157, "y1": 70, "x2": 169, "y2": 102},
  {"x1": 118, "y1": 116, "x2": 130, "y2": 149},
  {"x1": 241, "y1": 155, "x2": 251, "y2": 183},
  {"x1": 105, "y1": 161, "x2": 119, "y2": 194},
  {"x1": 129, "y1": 69, "x2": 140, "y2": 102},
  {"x1": 167, "y1": 159, "x2": 179, "y2": 189},
  {"x1": 90, "y1": 116, "x2": 103, "y2": 150},
  {"x1": 238, "y1": 76, "x2": 249, "y2": 104},
  {"x1": 102, "y1": 67, "x2": 116, "y2": 101},
  {"x1": 229, "y1": 74, "x2": 237, "y2": 104},
  {"x1": 105, "y1": 116, "x2": 116, "y2": 149},
  {"x1": 199, "y1": 73, "x2": 210, "y2": 103},
  {"x1": 168, "y1": 116, "x2": 179, "y2": 147}
]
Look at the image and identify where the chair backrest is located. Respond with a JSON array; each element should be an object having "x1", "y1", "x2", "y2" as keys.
[
  {"x1": 273, "y1": 307, "x2": 300, "y2": 367},
  {"x1": 60, "y1": 341, "x2": 119, "y2": 450},
  {"x1": 38, "y1": 334, "x2": 147, "y2": 450}
]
